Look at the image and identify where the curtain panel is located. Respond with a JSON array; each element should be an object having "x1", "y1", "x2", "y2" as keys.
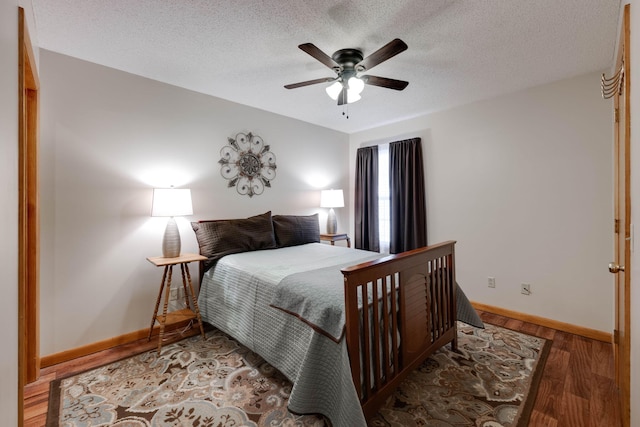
[
  {"x1": 354, "y1": 145, "x2": 380, "y2": 252},
  {"x1": 389, "y1": 138, "x2": 427, "y2": 253}
]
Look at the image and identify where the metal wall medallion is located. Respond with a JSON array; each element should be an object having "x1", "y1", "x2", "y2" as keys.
[{"x1": 219, "y1": 132, "x2": 277, "y2": 197}]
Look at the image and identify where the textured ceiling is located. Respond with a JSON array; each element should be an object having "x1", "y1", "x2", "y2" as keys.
[{"x1": 32, "y1": 0, "x2": 621, "y2": 134}]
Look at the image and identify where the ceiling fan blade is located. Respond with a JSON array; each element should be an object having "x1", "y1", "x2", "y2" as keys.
[
  {"x1": 361, "y1": 75, "x2": 409, "y2": 90},
  {"x1": 337, "y1": 87, "x2": 347, "y2": 105},
  {"x1": 356, "y1": 38, "x2": 408, "y2": 71},
  {"x1": 284, "y1": 77, "x2": 336, "y2": 89},
  {"x1": 299, "y1": 43, "x2": 340, "y2": 70}
]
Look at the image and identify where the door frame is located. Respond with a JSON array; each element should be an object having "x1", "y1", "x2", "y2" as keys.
[
  {"x1": 612, "y1": 4, "x2": 631, "y2": 426},
  {"x1": 18, "y1": 5, "x2": 40, "y2": 424}
]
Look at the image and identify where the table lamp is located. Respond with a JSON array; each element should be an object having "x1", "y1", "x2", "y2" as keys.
[
  {"x1": 320, "y1": 189, "x2": 344, "y2": 234},
  {"x1": 151, "y1": 188, "x2": 193, "y2": 258}
]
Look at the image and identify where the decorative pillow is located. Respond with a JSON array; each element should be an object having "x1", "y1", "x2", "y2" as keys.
[
  {"x1": 272, "y1": 214, "x2": 320, "y2": 248},
  {"x1": 191, "y1": 211, "x2": 276, "y2": 272}
]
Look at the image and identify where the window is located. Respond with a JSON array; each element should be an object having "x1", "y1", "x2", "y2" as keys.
[
  {"x1": 378, "y1": 144, "x2": 390, "y2": 253},
  {"x1": 355, "y1": 137, "x2": 425, "y2": 253}
]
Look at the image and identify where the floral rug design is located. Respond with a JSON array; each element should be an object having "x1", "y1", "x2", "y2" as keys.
[
  {"x1": 369, "y1": 323, "x2": 550, "y2": 426},
  {"x1": 47, "y1": 323, "x2": 549, "y2": 427}
]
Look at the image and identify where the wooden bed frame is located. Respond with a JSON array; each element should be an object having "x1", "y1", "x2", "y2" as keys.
[
  {"x1": 341, "y1": 240, "x2": 458, "y2": 420},
  {"x1": 196, "y1": 238, "x2": 458, "y2": 423}
]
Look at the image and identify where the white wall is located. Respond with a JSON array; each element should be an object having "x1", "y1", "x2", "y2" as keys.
[
  {"x1": 349, "y1": 72, "x2": 613, "y2": 333},
  {"x1": 626, "y1": 1, "x2": 639, "y2": 424},
  {"x1": 0, "y1": 1, "x2": 19, "y2": 422},
  {"x1": 39, "y1": 50, "x2": 350, "y2": 355}
]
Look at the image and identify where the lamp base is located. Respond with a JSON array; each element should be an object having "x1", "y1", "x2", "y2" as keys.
[
  {"x1": 326, "y1": 208, "x2": 338, "y2": 234},
  {"x1": 162, "y1": 217, "x2": 181, "y2": 258}
]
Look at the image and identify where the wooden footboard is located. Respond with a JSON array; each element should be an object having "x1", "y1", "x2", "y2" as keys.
[{"x1": 341, "y1": 240, "x2": 457, "y2": 420}]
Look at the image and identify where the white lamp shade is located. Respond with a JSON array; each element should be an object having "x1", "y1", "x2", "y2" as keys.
[
  {"x1": 347, "y1": 77, "x2": 364, "y2": 94},
  {"x1": 326, "y1": 78, "x2": 364, "y2": 103},
  {"x1": 151, "y1": 188, "x2": 193, "y2": 217},
  {"x1": 326, "y1": 81, "x2": 343, "y2": 100},
  {"x1": 320, "y1": 189, "x2": 344, "y2": 208}
]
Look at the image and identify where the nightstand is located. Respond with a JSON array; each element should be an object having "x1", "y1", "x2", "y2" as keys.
[
  {"x1": 320, "y1": 233, "x2": 351, "y2": 248},
  {"x1": 146, "y1": 253, "x2": 207, "y2": 354}
]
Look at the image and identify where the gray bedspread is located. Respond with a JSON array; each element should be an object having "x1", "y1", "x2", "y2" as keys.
[
  {"x1": 269, "y1": 259, "x2": 378, "y2": 342},
  {"x1": 197, "y1": 243, "x2": 482, "y2": 427},
  {"x1": 270, "y1": 260, "x2": 484, "y2": 343}
]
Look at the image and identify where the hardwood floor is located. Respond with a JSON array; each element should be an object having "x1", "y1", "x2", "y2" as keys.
[
  {"x1": 24, "y1": 312, "x2": 621, "y2": 426},
  {"x1": 478, "y1": 311, "x2": 621, "y2": 427}
]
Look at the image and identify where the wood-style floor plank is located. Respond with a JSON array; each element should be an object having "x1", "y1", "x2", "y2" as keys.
[
  {"x1": 24, "y1": 414, "x2": 47, "y2": 427},
  {"x1": 534, "y1": 347, "x2": 569, "y2": 419},
  {"x1": 25, "y1": 312, "x2": 622, "y2": 427},
  {"x1": 558, "y1": 392, "x2": 590, "y2": 427},
  {"x1": 518, "y1": 320, "x2": 540, "y2": 337},
  {"x1": 529, "y1": 409, "x2": 559, "y2": 427},
  {"x1": 551, "y1": 329, "x2": 574, "y2": 352},
  {"x1": 592, "y1": 339, "x2": 615, "y2": 378},
  {"x1": 534, "y1": 324, "x2": 556, "y2": 341},
  {"x1": 566, "y1": 335, "x2": 593, "y2": 399},
  {"x1": 589, "y1": 373, "x2": 621, "y2": 427}
]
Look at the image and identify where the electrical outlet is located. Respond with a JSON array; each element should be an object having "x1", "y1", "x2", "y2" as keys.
[
  {"x1": 169, "y1": 288, "x2": 178, "y2": 301},
  {"x1": 488, "y1": 277, "x2": 496, "y2": 288},
  {"x1": 521, "y1": 283, "x2": 531, "y2": 295}
]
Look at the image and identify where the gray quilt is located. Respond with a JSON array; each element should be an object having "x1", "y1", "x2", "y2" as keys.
[
  {"x1": 197, "y1": 243, "x2": 482, "y2": 427},
  {"x1": 269, "y1": 259, "x2": 377, "y2": 342},
  {"x1": 271, "y1": 262, "x2": 484, "y2": 343}
]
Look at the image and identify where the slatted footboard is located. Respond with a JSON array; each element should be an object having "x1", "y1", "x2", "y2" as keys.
[{"x1": 341, "y1": 240, "x2": 457, "y2": 420}]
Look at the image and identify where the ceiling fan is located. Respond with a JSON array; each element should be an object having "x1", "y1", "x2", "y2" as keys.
[{"x1": 284, "y1": 38, "x2": 409, "y2": 105}]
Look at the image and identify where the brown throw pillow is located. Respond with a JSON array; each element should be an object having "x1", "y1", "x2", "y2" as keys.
[
  {"x1": 192, "y1": 211, "x2": 276, "y2": 271},
  {"x1": 272, "y1": 214, "x2": 320, "y2": 247}
]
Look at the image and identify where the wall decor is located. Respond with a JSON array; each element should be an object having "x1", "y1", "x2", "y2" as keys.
[{"x1": 219, "y1": 132, "x2": 277, "y2": 197}]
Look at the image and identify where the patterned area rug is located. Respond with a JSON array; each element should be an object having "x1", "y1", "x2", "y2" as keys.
[{"x1": 47, "y1": 322, "x2": 549, "y2": 427}]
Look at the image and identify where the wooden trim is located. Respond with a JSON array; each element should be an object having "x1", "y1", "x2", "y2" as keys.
[
  {"x1": 471, "y1": 301, "x2": 612, "y2": 343},
  {"x1": 40, "y1": 320, "x2": 200, "y2": 368},
  {"x1": 18, "y1": 7, "x2": 40, "y2": 427},
  {"x1": 622, "y1": 6, "x2": 632, "y2": 427}
]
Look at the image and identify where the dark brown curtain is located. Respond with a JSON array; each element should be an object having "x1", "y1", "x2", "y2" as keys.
[
  {"x1": 355, "y1": 145, "x2": 379, "y2": 252},
  {"x1": 389, "y1": 138, "x2": 427, "y2": 253}
]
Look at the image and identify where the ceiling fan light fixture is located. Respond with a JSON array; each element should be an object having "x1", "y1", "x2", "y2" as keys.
[
  {"x1": 326, "y1": 77, "x2": 364, "y2": 103},
  {"x1": 286, "y1": 39, "x2": 409, "y2": 109},
  {"x1": 326, "y1": 81, "x2": 343, "y2": 100}
]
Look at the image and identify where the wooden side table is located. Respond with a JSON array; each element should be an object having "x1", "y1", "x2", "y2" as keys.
[
  {"x1": 320, "y1": 233, "x2": 351, "y2": 248},
  {"x1": 146, "y1": 253, "x2": 207, "y2": 354}
]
